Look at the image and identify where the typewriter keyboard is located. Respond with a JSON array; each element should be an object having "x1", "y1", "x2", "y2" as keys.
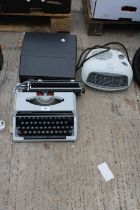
[{"x1": 16, "y1": 111, "x2": 74, "y2": 139}]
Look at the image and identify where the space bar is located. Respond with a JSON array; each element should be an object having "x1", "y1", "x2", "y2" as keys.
[{"x1": 24, "y1": 135, "x2": 66, "y2": 139}]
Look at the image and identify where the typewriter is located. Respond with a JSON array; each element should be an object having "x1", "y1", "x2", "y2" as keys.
[{"x1": 13, "y1": 80, "x2": 84, "y2": 142}]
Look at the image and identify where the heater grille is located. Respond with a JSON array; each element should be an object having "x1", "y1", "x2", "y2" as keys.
[{"x1": 87, "y1": 73, "x2": 128, "y2": 88}]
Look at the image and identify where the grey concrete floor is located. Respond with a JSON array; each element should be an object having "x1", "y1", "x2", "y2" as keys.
[
  {"x1": 72, "y1": 0, "x2": 82, "y2": 11},
  {"x1": 0, "y1": 2, "x2": 140, "y2": 210}
]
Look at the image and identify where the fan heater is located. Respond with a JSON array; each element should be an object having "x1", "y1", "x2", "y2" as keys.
[{"x1": 81, "y1": 48, "x2": 133, "y2": 91}]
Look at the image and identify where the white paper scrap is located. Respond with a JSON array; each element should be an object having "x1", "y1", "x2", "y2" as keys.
[{"x1": 98, "y1": 162, "x2": 114, "y2": 182}]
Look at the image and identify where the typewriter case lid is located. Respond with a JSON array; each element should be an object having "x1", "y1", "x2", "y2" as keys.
[{"x1": 19, "y1": 32, "x2": 77, "y2": 82}]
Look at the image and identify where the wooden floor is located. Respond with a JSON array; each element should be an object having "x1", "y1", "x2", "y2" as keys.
[{"x1": 0, "y1": 9, "x2": 140, "y2": 210}]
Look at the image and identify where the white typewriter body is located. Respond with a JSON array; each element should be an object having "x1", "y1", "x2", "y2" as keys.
[{"x1": 13, "y1": 90, "x2": 77, "y2": 142}]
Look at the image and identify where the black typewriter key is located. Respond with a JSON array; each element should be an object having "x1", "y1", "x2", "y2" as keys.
[
  {"x1": 28, "y1": 131, "x2": 32, "y2": 135},
  {"x1": 68, "y1": 130, "x2": 72, "y2": 134},
  {"x1": 67, "y1": 117, "x2": 72, "y2": 121},
  {"x1": 59, "y1": 130, "x2": 62, "y2": 134},
  {"x1": 23, "y1": 131, "x2": 27, "y2": 134},
  {"x1": 41, "y1": 130, "x2": 45, "y2": 134},
  {"x1": 32, "y1": 131, "x2": 36, "y2": 134},
  {"x1": 67, "y1": 131, "x2": 71, "y2": 135},
  {"x1": 17, "y1": 117, "x2": 21, "y2": 120},
  {"x1": 17, "y1": 130, "x2": 21, "y2": 136}
]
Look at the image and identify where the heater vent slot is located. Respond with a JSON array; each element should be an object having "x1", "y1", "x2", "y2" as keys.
[{"x1": 87, "y1": 73, "x2": 128, "y2": 88}]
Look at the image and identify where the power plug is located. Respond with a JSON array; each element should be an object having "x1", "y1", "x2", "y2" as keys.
[{"x1": 0, "y1": 120, "x2": 5, "y2": 131}]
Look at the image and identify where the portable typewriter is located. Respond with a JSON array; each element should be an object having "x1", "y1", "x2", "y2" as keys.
[{"x1": 13, "y1": 80, "x2": 84, "y2": 142}]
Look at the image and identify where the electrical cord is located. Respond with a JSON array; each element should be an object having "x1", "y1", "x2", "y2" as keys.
[
  {"x1": 76, "y1": 46, "x2": 110, "y2": 71},
  {"x1": 103, "y1": 42, "x2": 130, "y2": 63},
  {"x1": 76, "y1": 42, "x2": 130, "y2": 72},
  {"x1": 132, "y1": 48, "x2": 140, "y2": 86}
]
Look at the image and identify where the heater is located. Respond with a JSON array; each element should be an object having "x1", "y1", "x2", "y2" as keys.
[{"x1": 81, "y1": 48, "x2": 133, "y2": 91}]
